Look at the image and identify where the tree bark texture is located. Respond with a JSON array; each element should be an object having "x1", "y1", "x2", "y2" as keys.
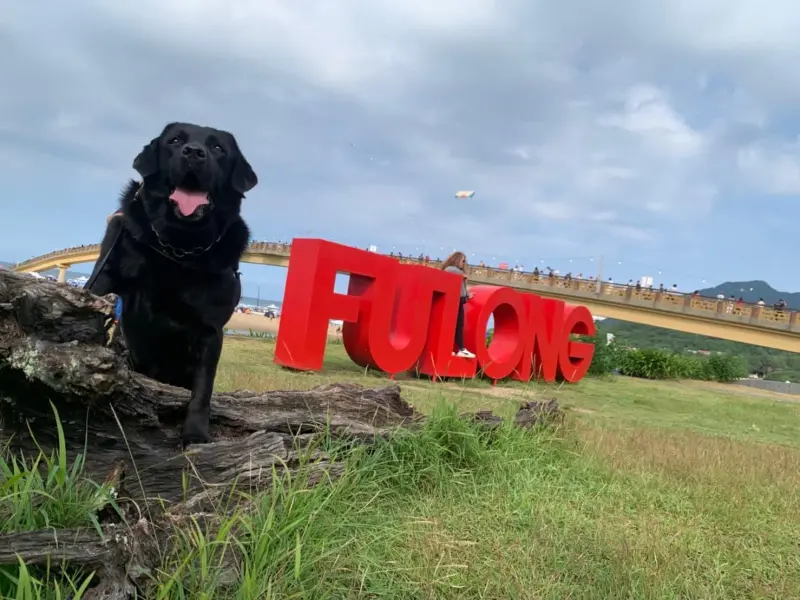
[{"x1": 0, "y1": 268, "x2": 418, "y2": 509}]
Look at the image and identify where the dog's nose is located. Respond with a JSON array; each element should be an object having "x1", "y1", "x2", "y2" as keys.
[{"x1": 181, "y1": 143, "x2": 207, "y2": 161}]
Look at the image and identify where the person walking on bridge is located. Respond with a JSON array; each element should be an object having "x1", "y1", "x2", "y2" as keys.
[{"x1": 441, "y1": 251, "x2": 476, "y2": 359}]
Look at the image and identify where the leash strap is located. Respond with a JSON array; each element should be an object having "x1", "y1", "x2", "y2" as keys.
[{"x1": 85, "y1": 219, "x2": 123, "y2": 292}]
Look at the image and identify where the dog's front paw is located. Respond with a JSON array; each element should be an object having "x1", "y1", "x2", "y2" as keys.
[{"x1": 181, "y1": 415, "x2": 211, "y2": 448}]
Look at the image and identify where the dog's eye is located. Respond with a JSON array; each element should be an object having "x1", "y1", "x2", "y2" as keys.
[
  {"x1": 169, "y1": 136, "x2": 181, "y2": 144},
  {"x1": 213, "y1": 144, "x2": 224, "y2": 152}
]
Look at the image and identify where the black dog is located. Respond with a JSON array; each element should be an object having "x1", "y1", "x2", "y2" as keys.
[{"x1": 86, "y1": 122, "x2": 258, "y2": 447}]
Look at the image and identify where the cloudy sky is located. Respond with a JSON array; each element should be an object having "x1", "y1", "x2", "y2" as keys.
[{"x1": 3, "y1": 1, "x2": 800, "y2": 300}]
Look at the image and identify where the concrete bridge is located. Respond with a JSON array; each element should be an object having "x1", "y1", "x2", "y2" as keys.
[{"x1": 12, "y1": 241, "x2": 800, "y2": 352}]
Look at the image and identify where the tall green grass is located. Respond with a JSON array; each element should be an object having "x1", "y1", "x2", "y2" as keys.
[
  {"x1": 0, "y1": 404, "x2": 117, "y2": 599},
  {"x1": 3, "y1": 398, "x2": 797, "y2": 598},
  {"x1": 617, "y1": 347, "x2": 746, "y2": 381},
  {"x1": 141, "y1": 405, "x2": 566, "y2": 598},
  {"x1": 0, "y1": 404, "x2": 563, "y2": 598}
]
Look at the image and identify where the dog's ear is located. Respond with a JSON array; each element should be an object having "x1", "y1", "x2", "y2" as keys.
[
  {"x1": 231, "y1": 153, "x2": 258, "y2": 195},
  {"x1": 132, "y1": 137, "x2": 160, "y2": 178},
  {"x1": 133, "y1": 122, "x2": 177, "y2": 178}
]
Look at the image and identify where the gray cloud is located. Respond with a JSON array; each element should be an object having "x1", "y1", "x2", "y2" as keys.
[{"x1": 3, "y1": 0, "x2": 800, "y2": 291}]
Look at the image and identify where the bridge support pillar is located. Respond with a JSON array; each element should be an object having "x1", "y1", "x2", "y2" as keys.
[{"x1": 56, "y1": 265, "x2": 70, "y2": 283}]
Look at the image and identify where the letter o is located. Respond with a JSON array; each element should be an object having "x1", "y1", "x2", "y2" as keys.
[{"x1": 464, "y1": 285, "x2": 528, "y2": 380}]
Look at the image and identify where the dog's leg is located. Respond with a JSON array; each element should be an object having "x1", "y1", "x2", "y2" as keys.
[{"x1": 181, "y1": 329, "x2": 224, "y2": 447}]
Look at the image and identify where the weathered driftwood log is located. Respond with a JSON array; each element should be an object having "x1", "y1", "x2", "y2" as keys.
[
  {"x1": 0, "y1": 520, "x2": 158, "y2": 599},
  {"x1": 0, "y1": 268, "x2": 418, "y2": 510}
]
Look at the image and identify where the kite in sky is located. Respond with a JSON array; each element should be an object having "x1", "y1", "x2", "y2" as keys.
[{"x1": 455, "y1": 191, "x2": 475, "y2": 198}]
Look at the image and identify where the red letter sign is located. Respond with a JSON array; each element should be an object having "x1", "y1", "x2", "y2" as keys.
[
  {"x1": 558, "y1": 304, "x2": 595, "y2": 382},
  {"x1": 412, "y1": 266, "x2": 477, "y2": 380},
  {"x1": 342, "y1": 263, "x2": 431, "y2": 375},
  {"x1": 463, "y1": 289, "x2": 596, "y2": 383},
  {"x1": 275, "y1": 239, "x2": 394, "y2": 370},
  {"x1": 275, "y1": 238, "x2": 593, "y2": 383},
  {"x1": 463, "y1": 285, "x2": 529, "y2": 380}
]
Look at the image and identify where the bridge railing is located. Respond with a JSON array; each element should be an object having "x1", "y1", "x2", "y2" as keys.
[
  {"x1": 14, "y1": 243, "x2": 798, "y2": 331},
  {"x1": 13, "y1": 244, "x2": 103, "y2": 270},
  {"x1": 395, "y1": 257, "x2": 797, "y2": 330},
  {"x1": 13, "y1": 241, "x2": 293, "y2": 270},
  {"x1": 244, "y1": 241, "x2": 292, "y2": 255}
]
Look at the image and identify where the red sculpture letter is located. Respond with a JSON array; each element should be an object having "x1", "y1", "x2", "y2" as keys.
[
  {"x1": 558, "y1": 304, "x2": 596, "y2": 382},
  {"x1": 342, "y1": 263, "x2": 432, "y2": 375},
  {"x1": 463, "y1": 285, "x2": 529, "y2": 381},
  {"x1": 413, "y1": 266, "x2": 477, "y2": 380},
  {"x1": 275, "y1": 239, "x2": 396, "y2": 371}
]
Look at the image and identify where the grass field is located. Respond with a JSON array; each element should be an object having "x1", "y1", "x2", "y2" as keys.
[{"x1": 3, "y1": 336, "x2": 800, "y2": 599}]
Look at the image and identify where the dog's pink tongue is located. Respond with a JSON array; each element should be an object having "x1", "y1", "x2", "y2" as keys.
[{"x1": 169, "y1": 188, "x2": 209, "y2": 216}]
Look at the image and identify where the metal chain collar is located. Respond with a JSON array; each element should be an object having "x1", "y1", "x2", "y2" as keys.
[{"x1": 150, "y1": 224, "x2": 222, "y2": 259}]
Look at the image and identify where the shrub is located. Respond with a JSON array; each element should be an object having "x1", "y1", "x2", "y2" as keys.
[
  {"x1": 608, "y1": 346, "x2": 746, "y2": 383},
  {"x1": 618, "y1": 348, "x2": 689, "y2": 380},
  {"x1": 673, "y1": 353, "x2": 708, "y2": 380},
  {"x1": 765, "y1": 369, "x2": 800, "y2": 382},
  {"x1": 704, "y1": 353, "x2": 747, "y2": 382},
  {"x1": 585, "y1": 333, "x2": 623, "y2": 376},
  {"x1": 681, "y1": 355, "x2": 710, "y2": 380}
]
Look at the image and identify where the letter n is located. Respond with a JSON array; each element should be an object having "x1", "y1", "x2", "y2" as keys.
[{"x1": 519, "y1": 294, "x2": 563, "y2": 383}]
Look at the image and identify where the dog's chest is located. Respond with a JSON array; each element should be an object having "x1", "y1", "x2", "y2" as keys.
[{"x1": 122, "y1": 261, "x2": 239, "y2": 325}]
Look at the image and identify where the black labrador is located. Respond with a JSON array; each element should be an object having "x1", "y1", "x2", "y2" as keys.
[{"x1": 86, "y1": 122, "x2": 258, "y2": 447}]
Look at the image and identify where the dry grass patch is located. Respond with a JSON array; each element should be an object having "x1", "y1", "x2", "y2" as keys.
[{"x1": 579, "y1": 422, "x2": 800, "y2": 488}]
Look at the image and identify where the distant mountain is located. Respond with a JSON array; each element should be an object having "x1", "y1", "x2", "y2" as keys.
[{"x1": 696, "y1": 280, "x2": 798, "y2": 308}]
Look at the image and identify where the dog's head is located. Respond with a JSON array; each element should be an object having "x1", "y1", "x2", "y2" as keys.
[{"x1": 132, "y1": 122, "x2": 258, "y2": 224}]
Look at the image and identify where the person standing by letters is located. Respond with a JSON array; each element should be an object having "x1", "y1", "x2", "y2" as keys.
[{"x1": 441, "y1": 251, "x2": 476, "y2": 358}]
